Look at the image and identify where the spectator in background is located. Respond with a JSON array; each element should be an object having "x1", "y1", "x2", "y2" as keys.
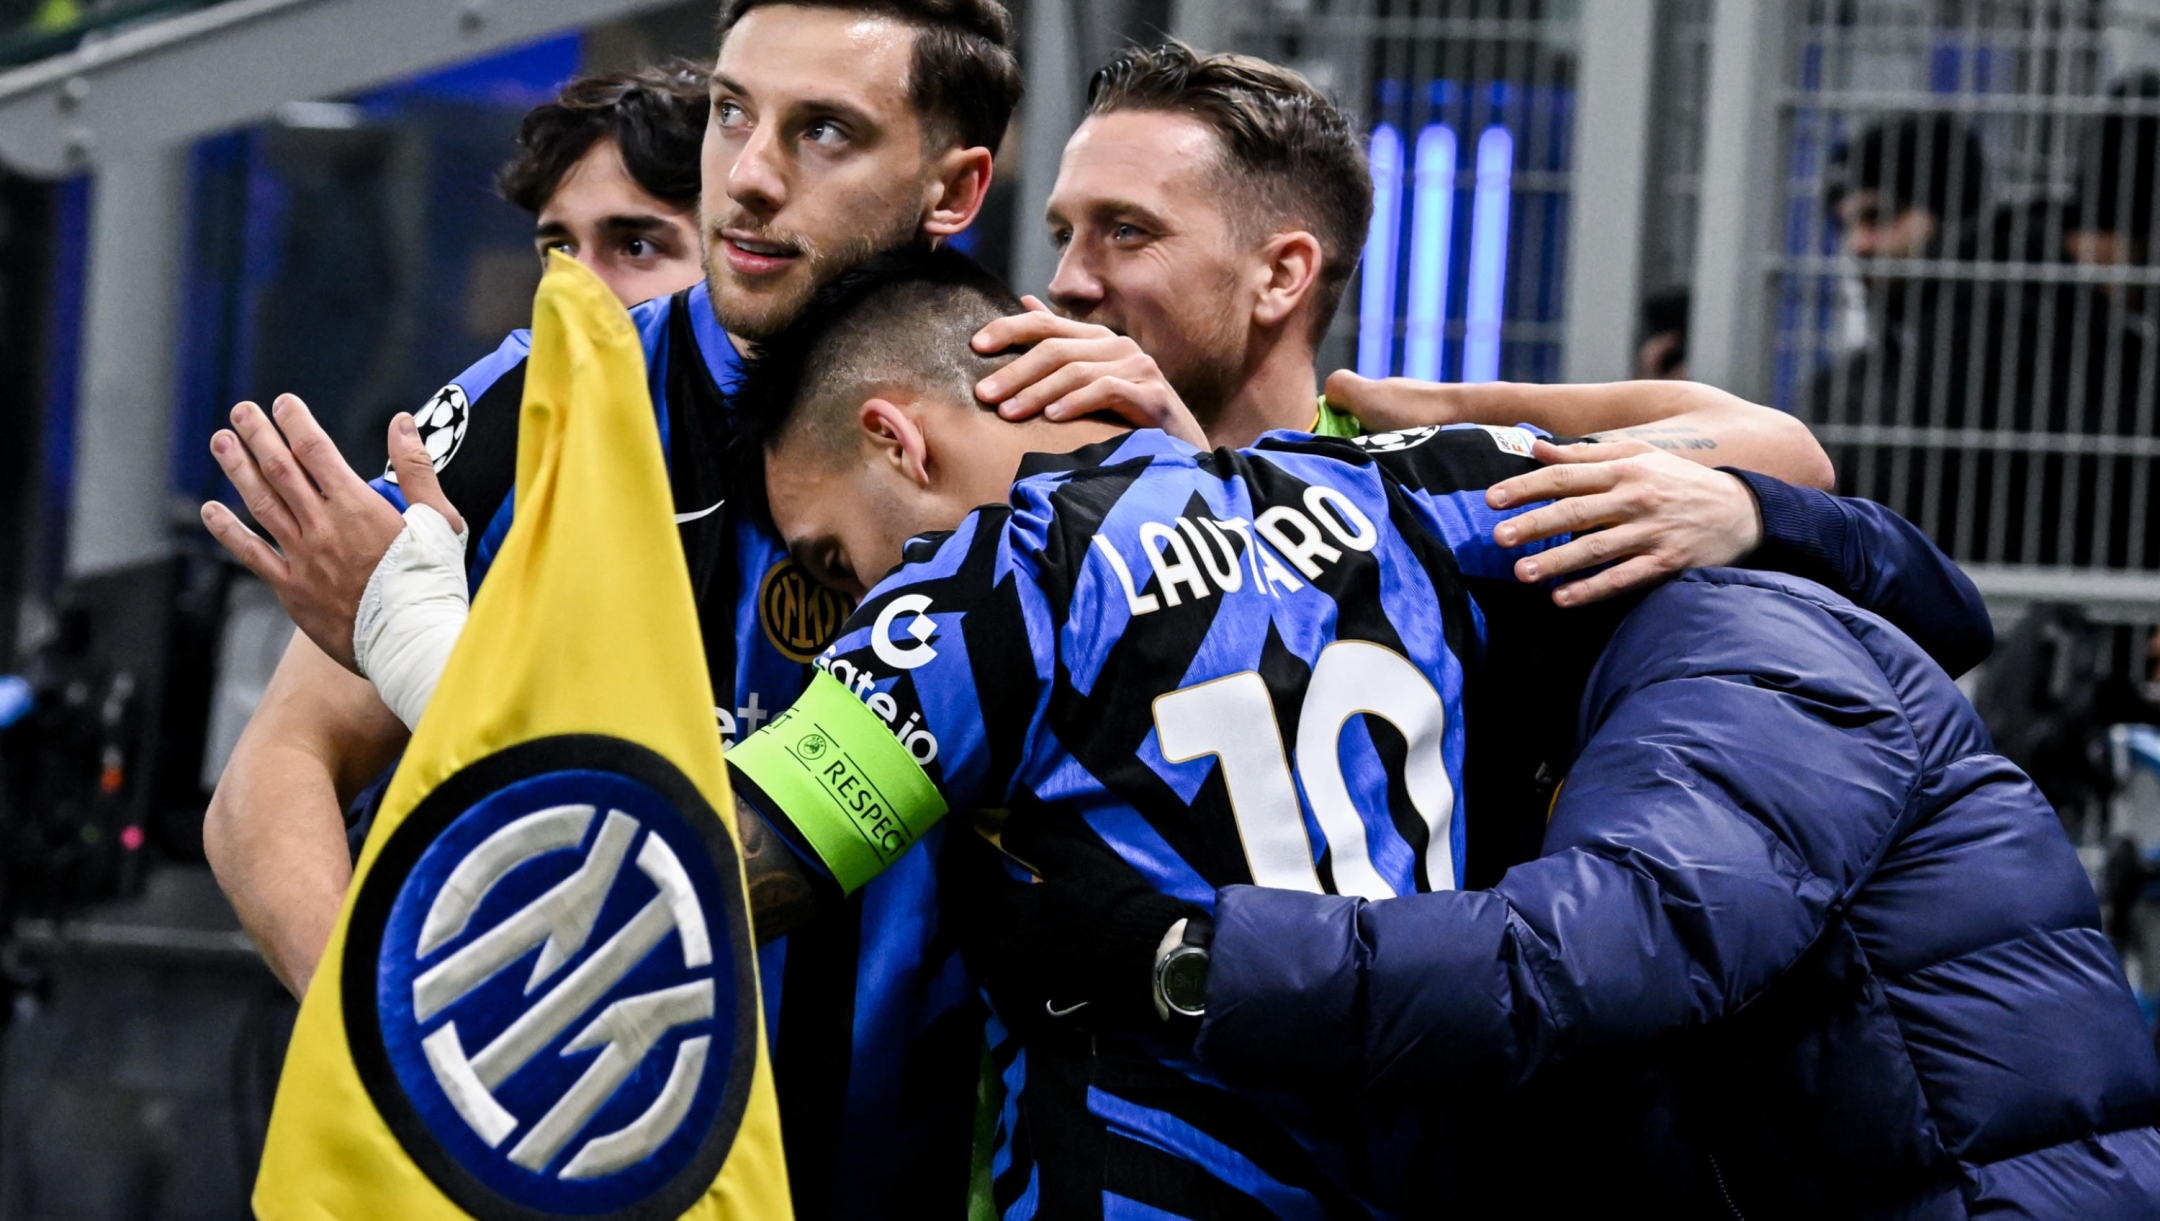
[
  {"x1": 1810, "y1": 91, "x2": 2160, "y2": 573},
  {"x1": 496, "y1": 61, "x2": 710, "y2": 306},
  {"x1": 1825, "y1": 114, "x2": 1988, "y2": 287},
  {"x1": 1806, "y1": 115, "x2": 1994, "y2": 554},
  {"x1": 2055, "y1": 73, "x2": 2160, "y2": 572},
  {"x1": 1808, "y1": 115, "x2": 1987, "y2": 411},
  {"x1": 1636, "y1": 284, "x2": 1689, "y2": 379}
]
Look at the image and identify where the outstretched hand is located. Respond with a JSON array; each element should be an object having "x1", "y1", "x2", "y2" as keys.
[
  {"x1": 971, "y1": 296, "x2": 1208, "y2": 448},
  {"x1": 200, "y1": 395, "x2": 466, "y2": 671},
  {"x1": 1488, "y1": 439, "x2": 1764, "y2": 606}
]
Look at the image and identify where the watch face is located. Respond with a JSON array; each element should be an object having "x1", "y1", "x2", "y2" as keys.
[{"x1": 1160, "y1": 948, "x2": 1210, "y2": 1017}]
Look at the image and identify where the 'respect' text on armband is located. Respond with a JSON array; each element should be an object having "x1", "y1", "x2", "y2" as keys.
[{"x1": 726, "y1": 670, "x2": 950, "y2": 895}]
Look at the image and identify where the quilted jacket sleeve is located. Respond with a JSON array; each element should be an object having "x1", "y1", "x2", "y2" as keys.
[
  {"x1": 1195, "y1": 572, "x2": 1924, "y2": 1099},
  {"x1": 1728, "y1": 468, "x2": 1993, "y2": 677}
]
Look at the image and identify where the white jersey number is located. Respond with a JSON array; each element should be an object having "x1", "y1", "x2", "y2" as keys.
[{"x1": 1152, "y1": 640, "x2": 1456, "y2": 899}]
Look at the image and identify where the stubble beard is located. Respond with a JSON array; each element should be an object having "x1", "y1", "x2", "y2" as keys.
[
  {"x1": 702, "y1": 194, "x2": 926, "y2": 341},
  {"x1": 1145, "y1": 302, "x2": 1250, "y2": 433}
]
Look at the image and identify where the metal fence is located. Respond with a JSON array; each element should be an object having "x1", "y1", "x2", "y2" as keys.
[
  {"x1": 1644, "y1": 0, "x2": 1713, "y2": 302},
  {"x1": 1191, "y1": 0, "x2": 2160, "y2": 618},
  {"x1": 1210, "y1": 0, "x2": 1581, "y2": 385},
  {"x1": 1771, "y1": 0, "x2": 2160, "y2": 611}
]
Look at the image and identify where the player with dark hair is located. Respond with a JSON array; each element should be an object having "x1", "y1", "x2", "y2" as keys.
[
  {"x1": 983, "y1": 39, "x2": 1834, "y2": 615},
  {"x1": 495, "y1": 61, "x2": 711, "y2": 305},
  {"x1": 200, "y1": 3, "x2": 1023, "y2": 1215},
  {"x1": 697, "y1": 245, "x2": 2024, "y2": 1218},
  {"x1": 1086, "y1": 40, "x2": 1372, "y2": 354},
  {"x1": 222, "y1": 208, "x2": 1993, "y2": 1214}
]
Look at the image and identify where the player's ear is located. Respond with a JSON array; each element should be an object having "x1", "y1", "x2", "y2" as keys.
[
  {"x1": 922, "y1": 145, "x2": 994, "y2": 238},
  {"x1": 1252, "y1": 230, "x2": 1324, "y2": 332},
  {"x1": 861, "y1": 397, "x2": 932, "y2": 488}
]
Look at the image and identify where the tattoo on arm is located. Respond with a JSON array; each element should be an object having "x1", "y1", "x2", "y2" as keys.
[
  {"x1": 1590, "y1": 423, "x2": 1720, "y2": 452},
  {"x1": 736, "y1": 795, "x2": 822, "y2": 944}
]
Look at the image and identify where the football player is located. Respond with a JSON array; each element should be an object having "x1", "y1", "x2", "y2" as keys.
[
  {"x1": 218, "y1": 234, "x2": 1987, "y2": 1217},
  {"x1": 709, "y1": 246, "x2": 1999, "y2": 1218},
  {"x1": 499, "y1": 61, "x2": 711, "y2": 306},
  {"x1": 201, "y1": 3, "x2": 1022, "y2": 1214},
  {"x1": 974, "y1": 41, "x2": 1835, "y2": 610}
]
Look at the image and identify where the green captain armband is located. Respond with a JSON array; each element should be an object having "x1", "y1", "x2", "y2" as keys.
[{"x1": 727, "y1": 669, "x2": 950, "y2": 895}]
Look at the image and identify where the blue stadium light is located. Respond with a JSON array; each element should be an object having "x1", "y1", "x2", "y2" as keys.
[
  {"x1": 1357, "y1": 123, "x2": 1405, "y2": 377},
  {"x1": 1403, "y1": 123, "x2": 1458, "y2": 381},
  {"x1": 1463, "y1": 125, "x2": 1514, "y2": 384}
]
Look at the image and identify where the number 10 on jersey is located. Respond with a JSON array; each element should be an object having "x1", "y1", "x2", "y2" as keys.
[{"x1": 1152, "y1": 639, "x2": 1457, "y2": 900}]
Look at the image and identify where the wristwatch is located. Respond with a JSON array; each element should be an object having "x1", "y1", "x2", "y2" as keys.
[{"x1": 1152, "y1": 916, "x2": 1213, "y2": 1021}]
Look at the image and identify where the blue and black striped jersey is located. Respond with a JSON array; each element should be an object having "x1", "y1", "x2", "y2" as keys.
[
  {"x1": 367, "y1": 281, "x2": 986, "y2": 1220},
  {"x1": 738, "y1": 424, "x2": 1573, "y2": 1219}
]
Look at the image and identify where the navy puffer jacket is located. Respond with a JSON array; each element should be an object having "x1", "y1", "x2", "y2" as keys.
[{"x1": 1197, "y1": 568, "x2": 2160, "y2": 1218}]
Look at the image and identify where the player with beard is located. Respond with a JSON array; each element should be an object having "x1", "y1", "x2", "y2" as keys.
[
  {"x1": 201, "y1": 3, "x2": 1023, "y2": 1214},
  {"x1": 254, "y1": 245, "x2": 1998, "y2": 1219},
  {"x1": 978, "y1": 41, "x2": 1839, "y2": 611},
  {"x1": 972, "y1": 41, "x2": 1992, "y2": 898},
  {"x1": 699, "y1": 248, "x2": 2000, "y2": 1218},
  {"x1": 201, "y1": 26, "x2": 1972, "y2": 1217}
]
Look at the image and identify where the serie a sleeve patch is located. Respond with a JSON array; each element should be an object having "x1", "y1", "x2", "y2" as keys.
[{"x1": 727, "y1": 669, "x2": 950, "y2": 894}]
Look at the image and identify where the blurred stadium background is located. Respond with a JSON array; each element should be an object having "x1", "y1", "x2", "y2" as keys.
[{"x1": 9, "y1": 0, "x2": 2160, "y2": 1214}]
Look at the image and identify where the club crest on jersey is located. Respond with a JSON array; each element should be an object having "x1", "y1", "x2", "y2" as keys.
[
  {"x1": 344, "y1": 737, "x2": 755, "y2": 1220},
  {"x1": 759, "y1": 559, "x2": 853, "y2": 662}
]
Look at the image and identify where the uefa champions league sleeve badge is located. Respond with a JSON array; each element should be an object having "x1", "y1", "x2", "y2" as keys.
[{"x1": 342, "y1": 736, "x2": 758, "y2": 1219}]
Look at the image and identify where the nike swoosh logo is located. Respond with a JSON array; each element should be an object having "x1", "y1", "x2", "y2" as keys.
[
  {"x1": 673, "y1": 498, "x2": 724, "y2": 524},
  {"x1": 1045, "y1": 999, "x2": 1089, "y2": 1019}
]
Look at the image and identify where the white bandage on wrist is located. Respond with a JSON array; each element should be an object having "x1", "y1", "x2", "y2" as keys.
[{"x1": 353, "y1": 504, "x2": 470, "y2": 731}]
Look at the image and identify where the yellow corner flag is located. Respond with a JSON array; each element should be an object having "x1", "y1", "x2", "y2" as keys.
[{"x1": 256, "y1": 254, "x2": 791, "y2": 1221}]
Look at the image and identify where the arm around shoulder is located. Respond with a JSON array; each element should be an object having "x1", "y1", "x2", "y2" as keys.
[
  {"x1": 1198, "y1": 578, "x2": 1913, "y2": 1099},
  {"x1": 1325, "y1": 371, "x2": 1835, "y2": 489}
]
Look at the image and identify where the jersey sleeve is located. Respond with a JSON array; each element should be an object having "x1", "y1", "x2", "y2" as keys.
[
  {"x1": 367, "y1": 329, "x2": 532, "y2": 583},
  {"x1": 727, "y1": 507, "x2": 1049, "y2": 894}
]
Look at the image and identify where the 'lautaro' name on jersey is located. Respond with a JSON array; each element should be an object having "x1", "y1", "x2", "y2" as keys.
[{"x1": 1092, "y1": 480, "x2": 1381, "y2": 616}]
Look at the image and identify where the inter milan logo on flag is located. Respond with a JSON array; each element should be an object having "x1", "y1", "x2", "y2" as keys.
[
  {"x1": 343, "y1": 737, "x2": 758, "y2": 1219},
  {"x1": 258, "y1": 255, "x2": 789, "y2": 1220}
]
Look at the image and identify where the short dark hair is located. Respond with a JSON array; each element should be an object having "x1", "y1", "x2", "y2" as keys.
[
  {"x1": 716, "y1": 0, "x2": 1023, "y2": 153},
  {"x1": 496, "y1": 62, "x2": 710, "y2": 214},
  {"x1": 1826, "y1": 114, "x2": 1987, "y2": 227},
  {"x1": 736, "y1": 244, "x2": 1023, "y2": 486},
  {"x1": 1086, "y1": 40, "x2": 1371, "y2": 343}
]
